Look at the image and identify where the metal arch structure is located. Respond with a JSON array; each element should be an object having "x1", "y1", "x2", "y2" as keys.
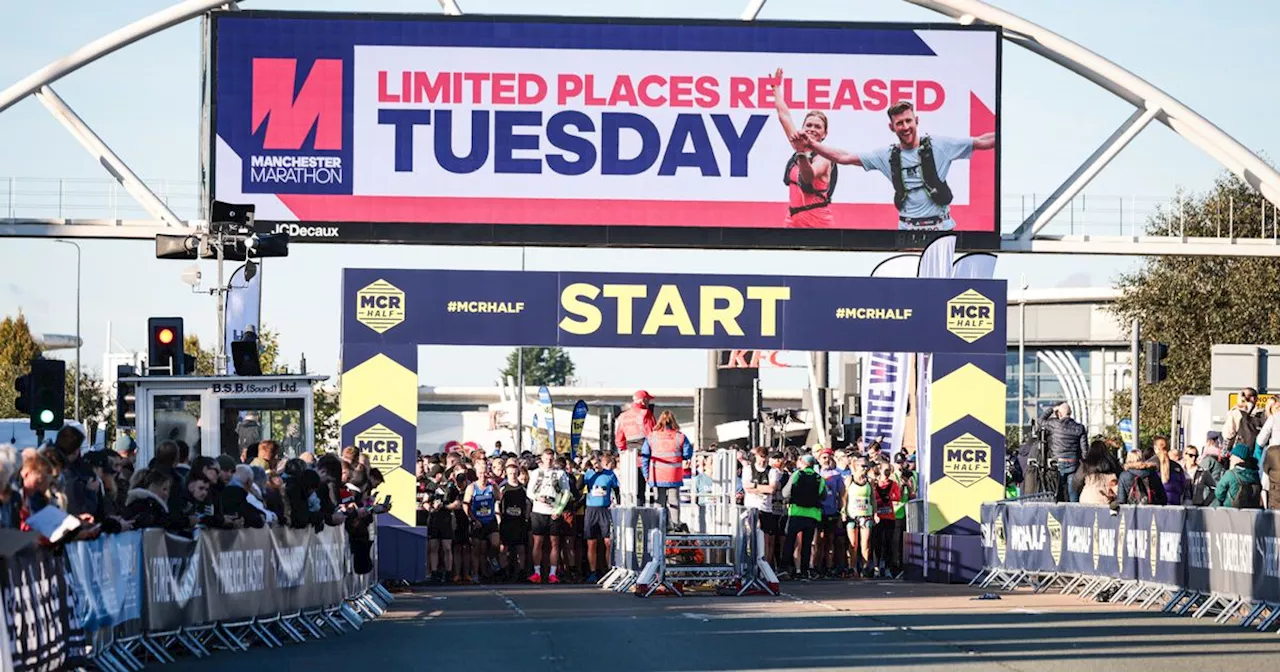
[{"x1": 1, "y1": 0, "x2": 1278, "y2": 257}]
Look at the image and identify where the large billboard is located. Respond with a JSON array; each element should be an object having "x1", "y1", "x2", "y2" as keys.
[{"x1": 211, "y1": 12, "x2": 1001, "y2": 251}]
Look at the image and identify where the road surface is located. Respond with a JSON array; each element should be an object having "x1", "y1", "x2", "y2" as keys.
[{"x1": 165, "y1": 580, "x2": 1280, "y2": 671}]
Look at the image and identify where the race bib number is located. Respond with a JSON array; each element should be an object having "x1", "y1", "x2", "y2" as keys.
[
  {"x1": 590, "y1": 486, "x2": 608, "y2": 498},
  {"x1": 504, "y1": 505, "x2": 523, "y2": 516}
]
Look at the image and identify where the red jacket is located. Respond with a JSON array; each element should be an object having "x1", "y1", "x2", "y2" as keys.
[{"x1": 615, "y1": 404, "x2": 655, "y2": 466}]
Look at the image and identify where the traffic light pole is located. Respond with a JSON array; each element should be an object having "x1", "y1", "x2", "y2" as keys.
[
  {"x1": 214, "y1": 227, "x2": 227, "y2": 375},
  {"x1": 1131, "y1": 318, "x2": 1140, "y2": 448}
]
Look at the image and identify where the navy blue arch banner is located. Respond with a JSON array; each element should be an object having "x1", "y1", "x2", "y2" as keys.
[{"x1": 341, "y1": 268, "x2": 1006, "y2": 353}]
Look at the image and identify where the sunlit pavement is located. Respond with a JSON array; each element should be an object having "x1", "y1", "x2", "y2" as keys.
[{"x1": 161, "y1": 579, "x2": 1280, "y2": 671}]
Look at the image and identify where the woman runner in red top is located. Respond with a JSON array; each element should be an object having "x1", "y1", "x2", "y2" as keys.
[{"x1": 768, "y1": 68, "x2": 836, "y2": 229}]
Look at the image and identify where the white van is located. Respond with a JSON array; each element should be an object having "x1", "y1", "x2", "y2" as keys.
[{"x1": 0, "y1": 419, "x2": 92, "y2": 452}]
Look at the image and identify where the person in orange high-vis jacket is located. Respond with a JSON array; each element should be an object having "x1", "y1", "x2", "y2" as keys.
[
  {"x1": 641, "y1": 411, "x2": 693, "y2": 530},
  {"x1": 615, "y1": 390, "x2": 656, "y2": 503}
]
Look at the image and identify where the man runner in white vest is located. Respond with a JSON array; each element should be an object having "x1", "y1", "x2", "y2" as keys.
[{"x1": 793, "y1": 99, "x2": 995, "y2": 231}]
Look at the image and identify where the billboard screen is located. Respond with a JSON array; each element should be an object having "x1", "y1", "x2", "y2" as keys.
[{"x1": 211, "y1": 12, "x2": 1001, "y2": 251}]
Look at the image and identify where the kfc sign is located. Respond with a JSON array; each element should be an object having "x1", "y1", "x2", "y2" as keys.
[{"x1": 718, "y1": 350, "x2": 794, "y2": 369}]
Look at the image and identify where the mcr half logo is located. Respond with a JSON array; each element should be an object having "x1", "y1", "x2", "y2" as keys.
[
  {"x1": 356, "y1": 280, "x2": 406, "y2": 334},
  {"x1": 355, "y1": 424, "x2": 402, "y2": 469},
  {"x1": 946, "y1": 289, "x2": 995, "y2": 343},
  {"x1": 252, "y1": 58, "x2": 343, "y2": 151}
]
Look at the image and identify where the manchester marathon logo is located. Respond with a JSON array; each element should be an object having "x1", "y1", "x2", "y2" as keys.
[
  {"x1": 946, "y1": 289, "x2": 995, "y2": 343},
  {"x1": 942, "y1": 434, "x2": 990, "y2": 487},
  {"x1": 356, "y1": 280, "x2": 406, "y2": 333},
  {"x1": 248, "y1": 58, "x2": 344, "y2": 187}
]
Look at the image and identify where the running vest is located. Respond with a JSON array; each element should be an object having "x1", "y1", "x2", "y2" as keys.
[
  {"x1": 782, "y1": 152, "x2": 839, "y2": 216},
  {"x1": 617, "y1": 406, "x2": 652, "y2": 467},
  {"x1": 470, "y1": 483, "x2": 496, "y2": 523},
  {"x1": 499, "y1": 484, "x2": 526, "y2": 519},
  {"x1": 647, "y1": 429, "x2": 687, "y2": 486},
  {"x1": 746, "y1": 462, "x2": 773, "y2": 512},
  {"x1": 846, "y1": 480, "x2": 873, "y2": 518},
  {"x1": 889, "y1": 136, "x2": 952, "y2": 212}
]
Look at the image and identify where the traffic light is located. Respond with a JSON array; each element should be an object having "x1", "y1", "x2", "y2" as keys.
[
  {"x1": 827, "y1": 403, "x2": 844, "y2": 441},
  {"x1": 13, "y1": 372, "x2": 30, "y2": 416},
  {"x1": 116, "y1": 364, "x2": 137, "y2": 428},
  {"x1": 148, "y1": 317, "x2": 186, "y2": 375},
  {"x1": 28, "y1": 359, "x2": 65, "y2": 431},
  {"x1": 1145, "y1": 341, "x2": 1170, "y2": 384}
]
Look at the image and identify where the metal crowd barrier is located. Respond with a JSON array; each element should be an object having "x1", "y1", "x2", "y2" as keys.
[
  {"x1": 0, "y1": 525, "x2": 394, "y2": 672},
  {"x1": 974, "y1": 500, "x2": 1280, "y2": 634}
]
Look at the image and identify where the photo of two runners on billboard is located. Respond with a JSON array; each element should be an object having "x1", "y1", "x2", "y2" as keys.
[{"x1": 212, "y1": 13, "x2": 1000, "y2": 250}]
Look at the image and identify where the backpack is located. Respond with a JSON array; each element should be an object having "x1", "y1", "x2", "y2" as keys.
[
  {"x1": 1236, "y1": 410, "x2": 1266, "y2": 451},
  {"x1": 789, "y1": 470, "x2": 821, "y2": 508},
  {"x1": 1232, "y1": 475, "x2": 1263, "y2": 509},
  {"x1": 1128, "y1": 474, "x2": 1153, "y2": 506}
]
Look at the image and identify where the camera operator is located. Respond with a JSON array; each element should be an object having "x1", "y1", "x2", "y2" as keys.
[{"x1": 1040, "y1": 402, "x2": 1088, "y2": 502}]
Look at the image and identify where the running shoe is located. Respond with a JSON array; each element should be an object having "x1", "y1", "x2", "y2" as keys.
[
  {"x1": 548, "y1": 574, "x2": 560, "y2": 585},
  {"x1": 586, "y1": 572, "x2": 599, "y2": 583},
  {"x1": 528, "y1": 572, "x2": 542, "y2": 584}
]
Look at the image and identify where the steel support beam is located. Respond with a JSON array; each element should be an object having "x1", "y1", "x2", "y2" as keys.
[
  {"x1": 437, "y1": 0, "x2": 463, "y2": 16},
  {"x1": 1014, "y1": 105, "x2": 1158, "y2": 240},
  {"x1": 741, "y1": 0, "x2": 768, "y2": 20},
  {"x1": 905, "y1": 0, "x2": 1280, "y2": 207},
  {"x1": 0, "y1": 0, "x2": 232, "y2": 114},
  {"x1": 35, "y1": 86, "x2": 186, "y2": 228},
  {"x1": 0, "y1": 219, "x2": 187, "y2": 239}
]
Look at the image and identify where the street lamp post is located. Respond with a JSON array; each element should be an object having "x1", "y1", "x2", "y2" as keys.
[{"x1": 55, "y1": 239, "x2": 81, "y2": 424}]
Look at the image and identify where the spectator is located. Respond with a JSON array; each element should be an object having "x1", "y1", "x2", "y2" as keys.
[
  {"x1": 286, "y1": 468, "x2": 324, "y2": 531},
  {"x1": 220, "y1": 465, "x2": 266, "y2": 528},
  {"x1": 1262, "y1": 443, "x2": 1280, "y2": 510},
  {"x1": 252, "y1": 440, "x2": 281, "y2": 475},
  {"x1": 150, "y1": 441, "x2": 186, "y2": 523},
  {"x1": 56, "y1": 426, "x2": 97, "y2": 519},
  {"x1": 174, "y1": 440, "x2": 192, "y2": 481},
  {"x1": 1214, "y1": 444, "x2": 1263, "y2": 508},
  {"x1": 1222, "y1": 388, "x2": 1266, "y2": 452},
  {"x1": 1153, "y1": 437, "x2": 1186, "y2": 506},
  {"x1": 1040, "y1": 402, "x2": 1088, "y2": 502},
  {"x1": 0, "y1": 444, "x2": 20, "y2": 528},
  {"x1": 1183, "y1": 445, "x2": 1213, "y2": 506},
  {"x1": 19, "y1": 450, "x2": 57, "y2": 528},
  {"x1": 1113, "y1": 448, "x2": 1167, "y2": 507},
  {"x1": 83, "y1": 450, "x2": 130, "y2": 533},
  {"x1": 250, "y1": 465, "x2": 283, "y2": 523},
  {"x1": 123, "y1": 469, "x2": 173, "y2": 529},
  {"x1": 1076, "y1": 440, "x2": 1119, "y2": 505}
]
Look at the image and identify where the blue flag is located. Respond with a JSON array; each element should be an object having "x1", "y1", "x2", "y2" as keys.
[{"x1": 570, "y1": 400, "x2": 588, "y2": 459}]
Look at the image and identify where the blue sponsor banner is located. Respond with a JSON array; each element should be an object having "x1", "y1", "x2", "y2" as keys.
[
  {"x1": 65, "y1": 530, "x2": 144, "y2": 631},
  {"x1": 342, "y1": 268, "x2": 1006, "y2": 354},
  {"x1": 1003, "y1": 503, "x2": 1054, "y2": 572},
  {"x1": 1132, "y1": 506, "x2": 1185, "y2": 586},
  {"x1": 1058, "y1": 504, "x2": 1123, "y2": 578},
  {"x1": 538, "y1": 386, "x2": 557, "y2": 452}
]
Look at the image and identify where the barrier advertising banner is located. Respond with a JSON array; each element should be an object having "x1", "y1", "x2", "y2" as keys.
[
  {"x1": 2, "y1": 548, "x2": 86, "y2": 672},
  {"x1": 342, "y1": 268, "x2": 1006, "y2": 355},
  {"x1": 982, "y1": 503, "x2": 1280, "y2": 602},
  {"x1": 143, "y1": 525, "x2": 354, "y2": 630},
  {"x1": 64, "y1": 530, "x2": 144, "y2": 632},
  {"x1": 212, "y1": 11, "x2": 1000, "y2": 251}
]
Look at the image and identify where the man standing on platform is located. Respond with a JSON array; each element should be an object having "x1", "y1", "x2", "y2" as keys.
[{"x1": 615, "y1": 390, "x2": 656, "y2": 503}]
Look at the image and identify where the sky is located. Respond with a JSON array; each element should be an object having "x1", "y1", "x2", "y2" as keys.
[{"x1": 1, "y1": 0, "x2": 1277, "y2": 391}]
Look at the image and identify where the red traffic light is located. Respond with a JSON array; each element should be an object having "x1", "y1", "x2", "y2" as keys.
[{"x1": 157, "y1": 328, "x2": 175, "y2": 345}]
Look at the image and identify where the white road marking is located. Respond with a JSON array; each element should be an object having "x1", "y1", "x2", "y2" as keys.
[
  {"x1": 1010, "y1": 608, "x2": 1049, "y2": 615},
  {"x1": 490, "y1": 589, "x2": 527, "y2": 618}
]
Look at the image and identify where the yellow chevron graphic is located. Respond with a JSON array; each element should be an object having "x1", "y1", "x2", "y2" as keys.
[
  {"x1": 927, "y1": 476, "x2": 1006, "y2": 533},
  {"x1": 930, "y1": 363, "x2": 1004, "y2": 434},
  {"x1": 382, "y1": 466, "x2": 418, "y2": 525},
  {"x1": 340, "y1": 353, "x2": 417, "y2": 425}
]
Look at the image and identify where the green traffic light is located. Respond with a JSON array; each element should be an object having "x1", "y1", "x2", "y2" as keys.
[{"x1": 38, "y1": 409, "x2": 54, "y2": 424}]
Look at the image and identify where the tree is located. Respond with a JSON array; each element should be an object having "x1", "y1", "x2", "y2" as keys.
[
  {"x1": 0, "y1": 314, "x2": 45, "y2": 419},
  {"x1": 184, "y1": 334, "x2": 217, "y2": 376},
  {"x1": 499, "y1": 347, "x2": 576, "y2": 387},
  {"x1": 66, "y1": 365, "x2": 107, "y2": 441},
  {"x1": 1107, "y1": 172, "x2": 1280, "y2": 441},
  {"x1": 313, "y1": 384, "x2": 340, "y2": 452}
]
